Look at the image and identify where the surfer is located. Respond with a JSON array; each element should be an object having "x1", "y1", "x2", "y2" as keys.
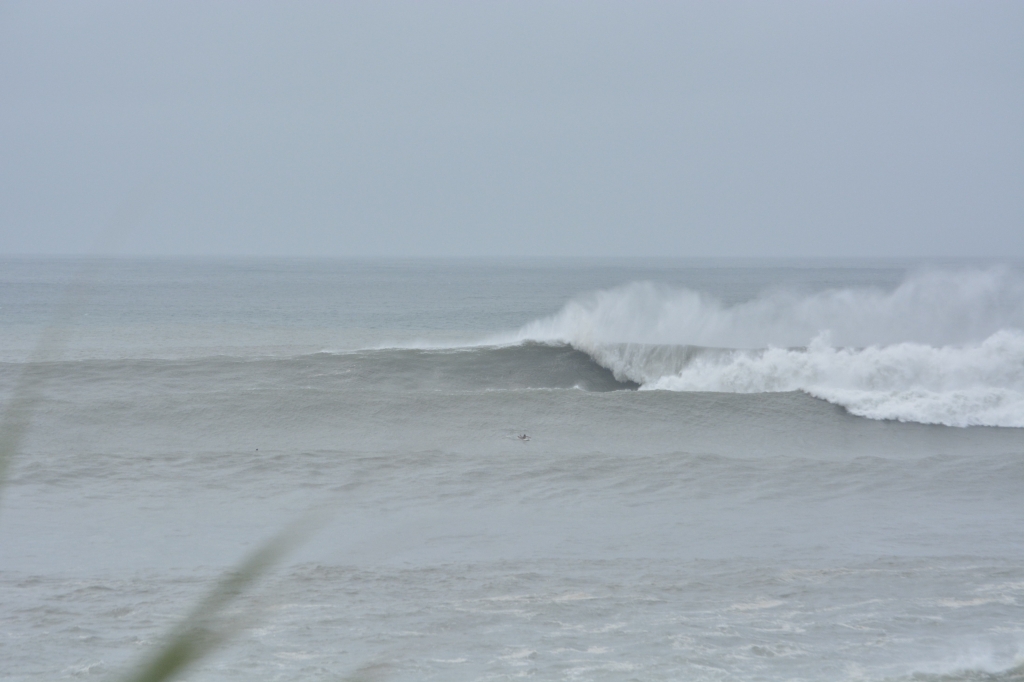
[{"x1": 517, "y1": 433, "x2": 530, "y2": 441}]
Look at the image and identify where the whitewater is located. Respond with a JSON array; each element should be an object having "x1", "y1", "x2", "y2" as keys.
[
  {"x1": 498, "y1": 268, "x2": 1024, "y2": 427},
  {"x1": 2, "y1": 258, "x2": 1023, "y2": 682}
]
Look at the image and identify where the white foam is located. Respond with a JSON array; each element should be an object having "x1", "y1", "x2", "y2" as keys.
[
  {"x1": 644, "y1": 331, "x2": 1024, "y2": 427},
  {"x1": 512, "y1": 269, "x2": 1024, "y2": 427}
]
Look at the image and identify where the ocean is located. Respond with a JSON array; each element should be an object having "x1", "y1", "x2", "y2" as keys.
[{"x1": 1, "y1": 257, "x2": 1022, "y2": 681}]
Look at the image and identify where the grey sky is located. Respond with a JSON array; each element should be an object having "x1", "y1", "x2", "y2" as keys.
[{"x1": 1, "y1": 1, "x2": 1021, "y2": 257}]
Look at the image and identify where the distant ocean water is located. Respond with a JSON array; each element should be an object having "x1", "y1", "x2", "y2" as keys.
[{"x1": 1, "y1": 258, "x2": 1023, "y2": 681}]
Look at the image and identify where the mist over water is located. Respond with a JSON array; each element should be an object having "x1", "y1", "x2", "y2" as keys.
[{"x1": 2, "y1": 259, "x2": 1023, "y2": 681}]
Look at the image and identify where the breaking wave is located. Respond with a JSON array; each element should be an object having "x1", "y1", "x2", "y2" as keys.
[{"x1": 506, "y1": 268, "x2": 1024, "y2": 427}]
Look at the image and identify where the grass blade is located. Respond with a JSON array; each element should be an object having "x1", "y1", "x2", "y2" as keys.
[{"x1": 117, "y1": 514, "x2": 320, "y2": 682}]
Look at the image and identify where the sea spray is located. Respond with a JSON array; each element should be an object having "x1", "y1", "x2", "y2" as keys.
[{"x1": 512, "y1": 268, "x2": 1024, "y2": 349}]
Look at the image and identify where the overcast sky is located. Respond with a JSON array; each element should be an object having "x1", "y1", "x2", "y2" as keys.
[{"x1": 1, "y1": 1, "x2": 1021, "y2": 257}]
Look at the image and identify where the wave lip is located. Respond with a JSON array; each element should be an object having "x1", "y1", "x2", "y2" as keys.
[{"x1": 509, "y1": 270, "x2": 1024, "y2": 427}]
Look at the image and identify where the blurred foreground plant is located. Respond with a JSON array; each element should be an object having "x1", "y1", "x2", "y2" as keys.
[
  {"x1": 116, "y1": 516, "x2": 318, "y2": 682},
  {"x1": 0, "y1": 261, "x2": 352, "y2": 682}
]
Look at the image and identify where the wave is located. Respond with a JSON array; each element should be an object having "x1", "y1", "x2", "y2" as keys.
[
  {"x1": 14, "y1": 269, "x2": 1022, "y2": 427},
  {"x1": 504, "y1": 269, "x2": 1024, "y2": 427},
  {"x1": 1, "y1": 343, "x2": 638, "y2": 395}
]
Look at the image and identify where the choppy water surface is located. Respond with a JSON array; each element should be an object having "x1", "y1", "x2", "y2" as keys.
[{"x1": 1, "y1": 258, "x2": 1022, "y2": 681}]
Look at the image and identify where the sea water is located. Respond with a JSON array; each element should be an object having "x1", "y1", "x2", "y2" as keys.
[{"x1": 1, "y1": 258, "x2": 1022, "y2": 681}]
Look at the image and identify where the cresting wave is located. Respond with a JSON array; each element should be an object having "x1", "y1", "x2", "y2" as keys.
[{"x1": 502, "y1": 269, "x2": 1024, "y2": 427}]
